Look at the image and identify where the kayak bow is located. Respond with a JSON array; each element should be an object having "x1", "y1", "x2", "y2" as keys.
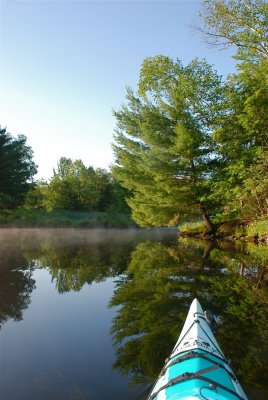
[{"x1": 148, "y1": 299, "x2": 248, "y2": 400}]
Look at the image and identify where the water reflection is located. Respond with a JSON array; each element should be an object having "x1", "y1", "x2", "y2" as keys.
[
  {"x1": 0, "y1": 228, "x2": 174, "y2": 324},
  {"x1": 28, "y1": 239, "x2": 132, "y2": 293},
  {"x1": 1, "y1": 228, "x2": 175, "y2": 400},
  {"x1": 109, "y1": 238, "x2": 268, "y2": 398},
  {"x1": 0, "y1": 238, "x2": 36, "y2": 328},
  {"x1": 0, "y1": 229, "x2": 267, "y2": 399}
]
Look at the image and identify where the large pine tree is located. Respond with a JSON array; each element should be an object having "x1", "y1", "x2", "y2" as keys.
[{"x1": 112, "y1": 57, "x2": 225, "y2": 229}]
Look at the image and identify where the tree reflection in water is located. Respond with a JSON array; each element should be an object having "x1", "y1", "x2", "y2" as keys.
[
  {"x1": 109, "y1": 239, "x2": 268, "y2": 397},
  {"x1": 36, "y1": 241, "x2": 133, "y2": 293},
  {"x1": 0, "y1": 229, "x2": 137, "y2": 329},
  {"x1": 0, "y1": 229, "x2": 169, "y2": 325},
  {"x1": 0, "y1": 230, "x2": 267, "y2": 398},
  {"x1": 0, "y1": 244, "x2": 36, "y2": 329}
]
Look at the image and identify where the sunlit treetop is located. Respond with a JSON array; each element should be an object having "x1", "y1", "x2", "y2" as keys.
[{"x1": 198, "y1": 0, "x2": 268, "y2": 62}]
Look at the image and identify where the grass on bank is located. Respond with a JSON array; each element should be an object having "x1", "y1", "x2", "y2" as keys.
[
  {"x1": 234, "y1": 220, "x2": 268, "y2": 240},
  {"x1": 179, "y1": 218, "x2": 268, "y2": 242},
  {"x1": 178, "y1": 221, "x2": 207, "y2": 236},
  {"x1": 0, "y1": 208, "x2": 136, "y2": 228}
]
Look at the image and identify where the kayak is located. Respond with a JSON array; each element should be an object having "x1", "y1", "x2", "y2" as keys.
[{"x1": 147, "y1": 299, "x2": 248, "y2": 400}]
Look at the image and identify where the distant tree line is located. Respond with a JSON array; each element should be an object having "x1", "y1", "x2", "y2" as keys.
[
  {"x1": 0, "y1": 129, "x2": 130, "y2": 214},
  {"x1": 112, "y1": 0, "x2": 268, "y2": 230},
  {"x1": 25, "y1": 157, "x2": 131, "y2": 213}
]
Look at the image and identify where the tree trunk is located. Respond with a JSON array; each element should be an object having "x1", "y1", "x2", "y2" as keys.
[
  {"x1": 201, "y1": 207, "x2": 216, "y2": 235},
  {"x1": 202, "y1": 241, "x2": 217, "y2": 259}
]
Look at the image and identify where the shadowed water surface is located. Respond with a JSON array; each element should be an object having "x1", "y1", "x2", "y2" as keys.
[{"x1": 0, "y1": 229, "x2": 267, "y2": 400}]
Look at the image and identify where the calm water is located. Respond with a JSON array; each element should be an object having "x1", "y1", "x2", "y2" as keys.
[{"x1": 0, "y1": 229, "x2": 268, "y2": 400}]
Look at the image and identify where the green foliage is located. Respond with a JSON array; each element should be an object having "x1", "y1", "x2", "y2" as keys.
[
  {"x1": 239, "y1": 149, "x2": 268, "y2": 218},
  {"x1": 34, "y1": 240, "x2": 132, "y2": 293},
  {"x1": 0, "y1": 127, "x2": 37, "y2": 209},
  {"x1": 111, "y1": 1, "x2": 268, "y2": 230},
  {"x1": 0, "y1": 208, "x2": 135, "y2": 228},
  {"x1": 211, "y1": 59, "x2": 268, "y2": 218},
  {"x1": 2, "y1": 2, "x2": 268, "y2": 232},
  {"x1": 206, "y1": 243, "x2": 268, "y2": 389},
  {"x1": 108, "y1": 181, "x2": 131, "y2": 214},
  {"x1": 0, "y1": 258, "x2": 35, "y2": 328},
  {"x1": 109, "y1": 241, "x2": 203, "y2": 382},
  {"x1": 0, "y1": 230, "x2": 139, "y2": 326},
  {"x1": 109, "y1": 237, "x2": 268, "y2": 389},
  {"x1": 23, "y1": 181, "x2": 47, "y2": 209},
  {"x1": 1, "y1": 229, "x2": 268, "y2": 394},
  {"x1": 43, "y1": 158, "x2": 102, "y2": 211},
  {"x1": 198, "y1": 2, "x2": 268, "y2": 222},
  {"x1": 199, "y1": 0, "x2": 268, "y2": 62},
  {"x1": 113, "y1": 57, "x2": 225, "y2": 228},
  {"x1": 234, "y1": 219, "x2": 268, "y2": 239},
  {"x1": 23, "y1": 157, "x2": 131, "y2": 219},
  {"x1": 179, "y1": 218, "x2": 268, "y2": 242},
  {"x1": 179, "y1": 221, "x2": 207, "y2": 235}
]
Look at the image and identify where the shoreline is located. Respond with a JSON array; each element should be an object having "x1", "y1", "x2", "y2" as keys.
[
  {"x1": 0, "y1": 209, "x2": 136, "y2": 229},
  {"x1": 178, "y1": 231, "x2": 268, "y2": 245},
  {"x1": 178, "y1": 219, "x2": 268, "y2": 245}
]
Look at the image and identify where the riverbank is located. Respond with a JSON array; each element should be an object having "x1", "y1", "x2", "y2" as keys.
[
  {"x1": 0, "y1": 209, "x2": 136, "y2": 228},
  {"x1": 179, "y1": 219, "x2": 268, "y2": 244}
]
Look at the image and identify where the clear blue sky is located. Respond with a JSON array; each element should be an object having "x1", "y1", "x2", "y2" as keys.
[{"x1": 0, "y1": 0, "x2": 236, "y2": 180}]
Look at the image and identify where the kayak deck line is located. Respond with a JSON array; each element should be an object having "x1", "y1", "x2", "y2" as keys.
[
  {"x1": 167, "y1": 347, "x2": 234, "y2": 369},
  {"x1": 159, "y1": 351, "x2": 238, "y2": 382},
  {"x1": 148, "y1": 370, "x2": 247, "y2": 400},
  {"x1": 170, "y1": 317, "x2": 225, "y2": 361},
  {"x1": 147, "y1": 299, "x2": 248, "y2": 400}
]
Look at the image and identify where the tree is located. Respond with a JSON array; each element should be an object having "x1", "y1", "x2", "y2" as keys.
[
  {"x1": 198, "y1": 0, "x2": 268, "y2": 61},
  {"x1": 0, "y1": 127, "x2": 37, "y2": 209},
  {"x1": 109, "y1": 180, "x2": 132, "y2": 214},
  {"x1": 195, "y1": 1, "x2": 268, "y2": 220},
  {"x1": 112, "y1": 56, "x2": 225, "y2": 230},
  {"x1": 211, "y1": 58, "x2": 268, "y2": 217},
  {"x1": 240, "y1": 149, "x2": 268, "y2": 217},
  {"x1": 23, "y1": 180, "x2": 49, "y2": 209},
  {"x1": 40, "y1": 157, "x2": 131, "y2": 213},
  {"x1": 43, "y1": 158, "x2": 101, "y2": 211}
]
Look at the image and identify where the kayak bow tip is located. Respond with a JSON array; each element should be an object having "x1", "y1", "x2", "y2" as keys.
[{"x1": 190, "y1": 298, "x2": 204, "y2": 315}]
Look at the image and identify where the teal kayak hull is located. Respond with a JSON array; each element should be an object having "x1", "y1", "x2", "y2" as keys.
[{"x1": 148, "y1": 299, "x2": 248, "y2": 400}]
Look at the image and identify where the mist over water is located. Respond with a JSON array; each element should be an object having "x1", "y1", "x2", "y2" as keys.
[
  {"x1": 0, "y1": 228, "x2": 267, "y2": 400},
  {"x1": 0, "y1": 227, "x2": 175, "y2": 244},
  {"x1": 0, "y1": 228, "x2": 176, "y2": 400}
]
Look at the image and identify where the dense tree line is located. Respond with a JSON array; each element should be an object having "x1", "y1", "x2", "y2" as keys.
[
  {"x1": 112, "y1": 0, "x2": 268, "y2": 230},
  {"x1": 25, "y1": 157, "x2": 131, "y2": 213},
  {"x1": 0, "y1": 127, "x2": 130, "y2": 214}
]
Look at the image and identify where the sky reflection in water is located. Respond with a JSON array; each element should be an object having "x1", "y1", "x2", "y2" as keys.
[{"x1": 0, "y1": 229, "x2": 267, "y2": 400}]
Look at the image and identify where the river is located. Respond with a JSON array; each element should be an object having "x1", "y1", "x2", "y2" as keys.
[{"x1": 0, "y1": 228, "x2": 267, "y2": 400}]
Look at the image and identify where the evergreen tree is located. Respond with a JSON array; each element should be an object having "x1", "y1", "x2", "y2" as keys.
[
  {"x1": 0, "y1": 127, "x2": 37, "y2": 210},
  {"x1": 112, "y1": 57, "x2": 225, "y2": 229}
]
